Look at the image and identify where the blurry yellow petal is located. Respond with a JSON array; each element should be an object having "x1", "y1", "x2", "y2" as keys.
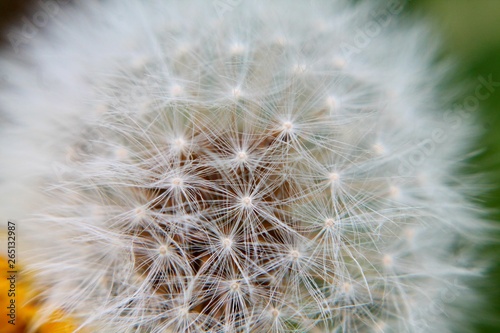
[{"x1": 0, "y1": 255, "x2": 82, "y2": 333}]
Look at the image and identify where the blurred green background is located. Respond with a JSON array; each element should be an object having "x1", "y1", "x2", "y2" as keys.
[{"x1": 408, "y1": 1, "x2": 500, "y2": 332}]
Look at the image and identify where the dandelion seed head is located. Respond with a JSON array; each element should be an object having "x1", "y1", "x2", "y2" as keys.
[
  {"x1": 173, "y1": 137, "x2": 186, "y2": 149},
  {"x1": 133, "y1": 207, "x2": 146, "y2": 221},
  {"x1": 1, "y1": 1, "x2": 484, "y2": 332}
]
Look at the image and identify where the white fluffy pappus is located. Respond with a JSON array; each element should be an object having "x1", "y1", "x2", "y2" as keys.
[{"x1": 0, "y1": 0, "x2": 486, "y2": 332}]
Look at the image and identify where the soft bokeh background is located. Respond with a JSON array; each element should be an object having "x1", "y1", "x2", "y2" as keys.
[
  {"x1": 408, "y1": 1, "x2": 500, "y2": 332},
  {"x1": 0, "y1": 0, "x2": 499, "y2": 332}
]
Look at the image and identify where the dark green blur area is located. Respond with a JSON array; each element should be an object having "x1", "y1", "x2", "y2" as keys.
[{"x1": 408, "y1": 1, "x2": 500, "y2": 332}]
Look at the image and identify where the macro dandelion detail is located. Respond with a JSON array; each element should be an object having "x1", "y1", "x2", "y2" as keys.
[{"x1": 0, "y1": 0, "x2": 485, "y2": 332}]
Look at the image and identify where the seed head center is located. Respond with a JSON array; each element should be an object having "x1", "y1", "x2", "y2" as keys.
[
  {"x1": 383, "y1": 254, "x2": 394, "y2": 267},
  {"x1": 289, "y1": 249, "x2": 301, "y2": 260},
  {"x1": 241, "y1": 196, "x2": 253, "y2": 207},
  {"x1": 222, "y1": 237, "x2": 233, "y2": 249},
  {"x1": 133, "y1": 207, "x2": 146, "y2": 220},
  {"x1": 158, "y1": 245, "x2": 169, "y2": 256},
  {"x1": 236, "y1": 151, "x2": 248, "y2": 161},
  {"x1": 282, "y1": 121, "x2": 294, "y2": 132},
  {"x1": 170, "y1": 84, "x2": 183, "y2": 97},
  {"x1": 324, "y1": 218, "x2": 335, "y2": 228},
  {"x1": 173, "y1": 137, "x2": 186, "y2": 148},
  {"x1": 171, "y1": 177, "x2": 183, "y2": 187},
  {"x1": 329, "y1": 172, "x2": 339, "y2": 182}
]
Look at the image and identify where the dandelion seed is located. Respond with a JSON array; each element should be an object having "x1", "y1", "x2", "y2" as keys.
[
  {"x1": 170, "y1": 84, "x2": 184, "y2": 97},
  {"x1": 236, "y1": 151, "x2": 247, "y2": 162},
  {"x1": 281, "y1": 121, "x2": 294, "y2": 133},
  {"x1": 382, "y1": 254, "x2": 394, "y2": 268},
  {"x1": 328, "y1": 172, "x2": 340, "y2": 183},
  {"x1": 221, "y1": 237, "x2": 233, "y2": 249},
  {"x1": 324, "y1": 218, "x2": 335, "y2": 229},
  {"x1": 158, "y1": 245, "x2": 169, "y2": 256},
  {"x1": 230, "y1": 282, "x2": 240, "y2": 291},
  {"x1": 289, "y1": 250, "x2": 301, "y2": 260},
  {"x1": 171, "y1": 177, "x2": 184, "y2": 188},
  {"x1": 240, "y1": 196, "x2": 253, "y2": 208}
]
